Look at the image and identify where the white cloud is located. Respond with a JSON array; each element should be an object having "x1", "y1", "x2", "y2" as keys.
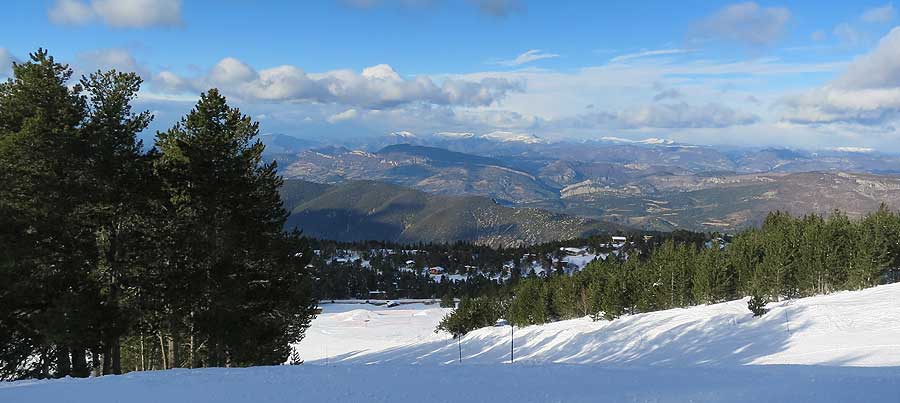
[
  {"x1": 836, "y1": 28, "x2": 900, "y2": 90},
  {"x1": 494, "y1": 49, "x2": 559, "y2": 66},
  {"x1": 159, "y1": 58, "x2": 523, "y2": 109},
  {"x1": 609, "y1": 49, "x2": 696, "y2": 63},
  {"x1": 208, "y1": 57, "x2": 257, "y2": 85},
  {"x1": 0, "y1": 48, "x2": 16, "y2": 77},
  {"x1": 48, "y1": 0, "x2": 181, "y2": 28},
  {"x1": 834, "y1": 23, "x2": 867, "y2": 46},
  {"x1": 48, "y1": 0, "x2": 95, "y2": 25},
  {"x1": 780, "y1": 27, "x2": 900, "y2": 126},
  {"x1": 327, "y1": 109, "x2": 359, "y2": 123},
  {"x1": 561, "y1": 102, "x2": 759, "y2": 130},
  {"x1": 861, "y1": 3, "x2": 895, "y2": 23},
  {"x1": 76, "y1": 48, "x2": 148, "y2": 77},
  {"x1": 693, "y1": 2, "x2": 791, "y2": 46}
]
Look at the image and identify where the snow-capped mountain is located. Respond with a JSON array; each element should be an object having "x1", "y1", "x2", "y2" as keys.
[
  {"x1": 479, "y1": 131, "x2": 545, "y2": 144},
  {"x1": 599, "y1": 136, "x2": 676, "y2": 145}
]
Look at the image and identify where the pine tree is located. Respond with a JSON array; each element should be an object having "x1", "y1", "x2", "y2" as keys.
[
  {"x1": 508, "y1": 278, "x2": 551, "y2": 325},
  {"x1": 0, "y1": 49, "x2": 94, "y2": 379},
  {"x1": 78, "y1": 69, "x2": 155, "y2": 375},
  {"x1": 154, "y1": 89, "x2": 316, "y2": 367},
  {"x1": 692, "y1": 243, "x2": 732, "y2": 304}
]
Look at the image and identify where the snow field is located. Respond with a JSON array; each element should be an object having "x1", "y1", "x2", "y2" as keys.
[
  {"x1": 5, "y1": 284, "x2": 900, "y2": 402},
  {"x1": 299, "y1": 283, "x2": 900, "y2": 367}
]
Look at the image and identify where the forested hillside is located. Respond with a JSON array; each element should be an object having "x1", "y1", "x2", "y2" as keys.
[
  {"x1": 437, "y1": 208, "x2": 900, "y2": 336},
  {"x1": 280, "y1": 179, "x2": 622, "y2": 247}
]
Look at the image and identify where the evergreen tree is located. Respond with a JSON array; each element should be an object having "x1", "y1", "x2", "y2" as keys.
[
  {"x1": 0, "y1": 49, "x2": 93, "y2": 379},
  {"x1": 508, "y1": 278, "x2": 551, "y2": 325},
  {"x1": 692, "y1": 243, "x2": 733, "y2": 304},
  {"x1": 79, "y1": 69, "x2": 156, "y2": 375},
  {"x1": 154, "y1": 89, "x2": 316, "y2": 367}
]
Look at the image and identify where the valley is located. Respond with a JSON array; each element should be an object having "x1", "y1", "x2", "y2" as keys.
[{"x1": 272, "y1": 134, "x2": 900, "y2": 234}]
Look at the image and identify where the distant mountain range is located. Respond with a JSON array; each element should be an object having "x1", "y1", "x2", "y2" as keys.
[
  {"x1": 270, "y1": 133, "x2": 900, "y2": 234},
  {"x1": 280, "y1": 179, "x2": 621, "y2": 247}
]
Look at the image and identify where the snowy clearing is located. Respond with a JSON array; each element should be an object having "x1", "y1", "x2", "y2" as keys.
[
  {"x1": 292, "y1": 302, "x2": 451, "y2": 362},
  {"x1": 4, "y1": 284, "x2": 900, "y2": 402},
  {"x1": 300, "y1": 283, "x2": 900, "y2": 367}
]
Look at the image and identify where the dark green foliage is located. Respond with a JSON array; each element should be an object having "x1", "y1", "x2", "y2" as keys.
[
  {"x1": 435, "y1": 208, "x2": 900, "y2": 335},
  {"x1": 0, "y1": 50, "x2": 315, "y2": 380},
  {"x1": 440, "y1": 293, "x2": 456, "y2": 308},
  {"x1": 747, "y1": 295, "x2": 769, "y2": 317},
  {"x1": 436, "y1": 296, "x2": 506, "y2": 338},
  {"x1": 508, "y1": 278, "x2": 552, "y2": 326}
]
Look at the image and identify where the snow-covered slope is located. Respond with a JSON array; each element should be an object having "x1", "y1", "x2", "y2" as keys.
[
  {"x1": 5, "y1": 285, "x2": 900, "y2": 403},
  {"x1": 312, "y1": 283, "x2": 900, "y2": 367},
  {"x1": 5, "y1": 364, "x2": 899, "y2": 403},
  {"x1": 293, "y1": 302, "x2": 450, "y2": 362}
]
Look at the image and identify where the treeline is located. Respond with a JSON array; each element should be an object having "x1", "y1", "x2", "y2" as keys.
[
  {"x1": 307, "y1": 232, "x2": 707, "y2": 300},
  {"x1": 0, "y1": 50, "x2": 316, "y2": 380},
  {"x1": 308, "y1": 240, "x2": 515, "y2": 300},
  {"x1": 438, "y1": 208, "x2": 900, "y2": 337}
]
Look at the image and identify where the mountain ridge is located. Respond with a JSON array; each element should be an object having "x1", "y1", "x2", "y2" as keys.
[{"x1": 280, "y1": 179, "x2": 622, "y2": 247}]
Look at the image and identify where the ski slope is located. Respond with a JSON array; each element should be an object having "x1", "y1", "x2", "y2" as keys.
[
  {"x1": 292, "y1": 301, "x2": 451, "y2": 362},
  {"x1": 4, "y1": 364, "x2": 899, "y2": 403},
  {"x1": 300, "y1": 283, "x2": 900, "y2": 367},
  {"x1": 4, "y1": 284, "x2": 900, "y2": 402}
]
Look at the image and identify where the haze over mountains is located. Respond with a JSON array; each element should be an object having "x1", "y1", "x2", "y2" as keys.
[{"x1": 268, "y1": 132, "x2": 900, "y2": 238}]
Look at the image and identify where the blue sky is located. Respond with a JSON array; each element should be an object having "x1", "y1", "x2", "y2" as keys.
[{"x1": 4, "y1": 1, "x2": 900, "y2": 151}]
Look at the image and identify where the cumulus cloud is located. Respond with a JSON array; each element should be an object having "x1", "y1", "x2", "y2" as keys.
[
  {"x1": 562, "y1": 102, "x2": 759, "y2": 130},
  {"x1": 837, "y1": 29, "x2": 900, "y2": 89},
  {"x1": 494, "y1": 49, "x2": 559, "y2": 66},
  {"x1": 76, "y1": 48, "x2": 149, "y2": 77},
  {"x1": 48, "y1": 0, "x2": 95, "y2": 25},
  {"x1": 48, "y1": 0, "x2": 181, "y2": 28},
  {"x1": 861, "y1": 3, "x2": 895, "y2": 23},
  {"x1": 327, "y1": 109, "x2": 359, "y2": 123},
  {"x1": 158, "y1": 58, "x2": 523, "y2": 109},
  {"x1": 693, "y1": 2, "x2": 791, "y2": 46},
  {"x1": 780, "y1": 27, "x2": 900, "y2": 126}
]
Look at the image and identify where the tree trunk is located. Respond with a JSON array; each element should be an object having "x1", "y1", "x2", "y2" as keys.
[
  {"x1": 189, "y1": 322, "x2": 195, "y2": 369},
  {"x1": 139, "y1": 331, "x2": 145, "y2": 371},
  {"x1": 40, "y1": 349, "x2": 51, "y2": 379},
  {"x1": 102, "y1": 340, "x2": 112, "y2": 375},
  {"x1": 70, "y1": 347, "x2": 89, "y2": 377},
  {"x1": 91, "y1": 349, "x2": 102, "y2": 377},
  {"x1": 55, "y1": 347, "x2": 71, "y2": 378},
  {"x1": 110, "y1": 337, "x2": 121, "y2": 374},
  {"x1": 168, "y1": 316, "x2": 181, "y2": 369},
  {"x1": 158, "y1": 332, "x2": 168, "y2": 369},
  {"x1": 168, "y1": 334, "x2": 177, "y2": 368}
]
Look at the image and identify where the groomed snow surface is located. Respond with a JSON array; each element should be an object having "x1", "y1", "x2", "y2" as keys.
[{"x1": 5, "y1": 284, "x2": 900, "y2": 402}]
